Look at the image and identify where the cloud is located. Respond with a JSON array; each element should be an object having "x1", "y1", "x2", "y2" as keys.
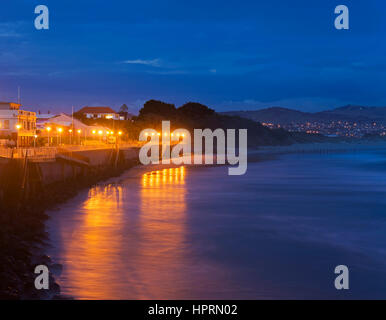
[
  {"x1": 0, "y1": 22, "x2": 23, "y2": 37},
  {"x1": 122, "y1": 58, "x2": 161, "y2": 67}
]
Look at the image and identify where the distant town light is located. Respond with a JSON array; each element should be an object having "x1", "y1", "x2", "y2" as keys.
[
  {"x1": 46, "y1": 127, "x2": 51, "y2": 132},
  {"x1": 98, "y1": 130, "x2": 103, "y2": 135},
  {"x1": 77, "y1": 129, "x2": 82, "y2": 134},
  {"x1": 57, "y1": 128, "x2": 63, "y2": 133},
  {"x1": 92, "y1": 130, "x2": 96, "y2": 134},
  {"x1": 16, "y1": 124, "x2": 21, "y2": 130},
  {"x1": 118, "y1": 131, "x2": 122, "y2": 135}
]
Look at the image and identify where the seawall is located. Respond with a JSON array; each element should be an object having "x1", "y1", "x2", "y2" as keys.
[{"x1": 0, "y1": 146, "x2": 140, "y2": 299}]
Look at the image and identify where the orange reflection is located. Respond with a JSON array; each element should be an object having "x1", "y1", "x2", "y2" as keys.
[
  {"x1": 61, "y1": 184, "x2": 125, "y2": 299},
  {"x1": 137, "y1": 166, "x2": 187, "y2": 299},
  {"x1": 55, "y1": 166, "x2": 187, "y2": 299}
]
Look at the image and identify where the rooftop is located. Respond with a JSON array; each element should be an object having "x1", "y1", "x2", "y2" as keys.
[
  {"x1": 0, "y1": 102, "x2": 21, "y2": 110},
  {"x1": 77, "y1": 106, "x2": 117, "y2": 114}
]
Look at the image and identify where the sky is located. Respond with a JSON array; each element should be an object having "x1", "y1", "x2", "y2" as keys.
[{"x1": 0, "y1": 0, "x2": 385, "y2": 114}]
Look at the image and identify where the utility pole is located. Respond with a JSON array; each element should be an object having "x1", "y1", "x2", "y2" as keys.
[{"x1": 17, "y1": 86, "x2": 21, "y2": 104}]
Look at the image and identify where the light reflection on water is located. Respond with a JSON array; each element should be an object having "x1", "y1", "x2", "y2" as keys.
[
  {"x1": 49, "y1": 167, "x2": 196, "y2": 299},
  {"x1": 47, "y1": 151, "x2": 386, "y2": 299}
]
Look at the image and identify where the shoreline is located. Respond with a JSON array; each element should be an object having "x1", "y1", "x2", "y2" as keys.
[
  {"x1": 0, "y1": 154, "x2": 140, "y2": 299},
  {"x1": 1, "y1": 141, "x2": 385, "y2": 299},
  {"x1": 252, "y1": 141, "x2": 386, "y2": 155}
]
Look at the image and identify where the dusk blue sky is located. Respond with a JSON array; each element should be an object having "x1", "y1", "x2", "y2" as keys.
[{"x1": 0, "y1": 0, "x2": 385, "y2": 114}]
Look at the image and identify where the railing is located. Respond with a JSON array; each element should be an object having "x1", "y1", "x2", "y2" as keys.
[{"x1": 0, "y1": 147, "x2": 57, "y2": 161}]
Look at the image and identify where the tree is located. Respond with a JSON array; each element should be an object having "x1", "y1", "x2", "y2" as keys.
[
  {"x1": 119, "y1": 104, "x2": 129, "y2": 113},
  {"x1": 177, "y1": 102, "x2": 215, "y2": 119},
  {"x1": 139, "y1": 100, "x2": 176, "y2": 119}
]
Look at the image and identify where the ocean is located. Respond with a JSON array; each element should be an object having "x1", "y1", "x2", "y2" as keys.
[{"x1": 47, "y1": 149, "x2": 386, "y2": 299}]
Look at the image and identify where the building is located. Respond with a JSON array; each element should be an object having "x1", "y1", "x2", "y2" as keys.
[
  {"x1": 0, "y1": 102, "x2": 36, "y2": 147},
  {"x1": 76, "y1": 106, "x2": 121, "y2": 120},
  {"x1": 38, "y1": 113, "x2": 113, "y2": 140}
]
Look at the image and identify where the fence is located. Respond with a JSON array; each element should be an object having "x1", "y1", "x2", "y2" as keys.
[{"x1": 0, "y1": 147, "x2": 57, "y2": 161}]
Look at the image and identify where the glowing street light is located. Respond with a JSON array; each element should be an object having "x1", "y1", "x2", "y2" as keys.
[
  {"x1": 77, "y1": 129, "x2": 82, "y2": 144},
  {"x1": 69, "y1": 129, "x2": 73, "y2": 145},
  {"x1": 57, "y1": 127, "x2": 63, "y2": 145},
  {"x1": 16, "y1": 124, "x2": 21, "y2": 148},
  {"x1": 46, "y1": 126, "x2": 52, "y2": 147}
]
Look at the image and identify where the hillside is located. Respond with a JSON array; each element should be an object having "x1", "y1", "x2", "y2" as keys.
[{"x1": 222, "y1": 105, "x2": 386, "y2": 124}]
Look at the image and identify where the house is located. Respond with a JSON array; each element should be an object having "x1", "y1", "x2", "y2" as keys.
[
  {"x1": 76, "y1": 106, "x2": 121, "y2": 120},
  {"x1": 0, "y1": 102, "x2": 36, "y2": 147},
  {"x1": 38, "y1": 113, "x2": 112, "y2": 138}
]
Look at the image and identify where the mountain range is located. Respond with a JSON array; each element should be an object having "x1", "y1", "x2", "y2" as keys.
[{"x1": 221, "y1": 105, "x2": 386, "y2": 124}]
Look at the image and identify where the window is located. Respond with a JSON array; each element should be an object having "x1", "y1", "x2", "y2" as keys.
[{"x1": 4, "y1": 120, "x2": 9, "y2": 129}]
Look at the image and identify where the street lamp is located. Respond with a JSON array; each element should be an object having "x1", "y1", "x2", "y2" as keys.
[
  {"x1": 118, "y1": 131, "x2": 122, "y2": 146},
  {"x1": 57, "y1": 127, "x2": 63, "y2": 145},
  {"x1": 77, "y1": 129, "x2": 82, "y2": 145},
  {"x1": 46, "y1": 127, "x2": 51, "y2": 146},
  {"x1": 16, "y1": 124, "x2": 21, "y2": 148},
  {"x1": 34, "y1": 134, "x2": 38, "y2": 148},
  {"x1": 69, "y1": 129, "x2": 73, "y2": 145}
]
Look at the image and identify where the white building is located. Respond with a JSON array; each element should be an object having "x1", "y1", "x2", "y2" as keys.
[
  {"x1": 76, "y1": 106, "x2": 121, "y2": 120},
  {"x1": 38, "y1": 113, "x2": 112, "y2": 138},
  {"x1": 0, "y1": 102, "x2": 36, "y2": 146}
]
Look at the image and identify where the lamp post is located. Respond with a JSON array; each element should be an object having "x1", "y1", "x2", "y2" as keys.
[
  {"x1": 69, "y1": 129, "x2": 73, "y2": 145},
  {"x1": 57, "y1": 127, "x2": 63, "y2": 145},
  {"x1": 16, "y1": 124, "x2": 21, "y2": 148},
  {"x1": 118, "y1": 131, "x2": 122, "y2": 147},
  {"x1": 34, "y1": 135, "x2": 37, "y2": 148},
  {"x1": 46, "y1": 127, "x2": 51, "y2": 146},
  {"x1": 77, "y1": 129, "x2": 82, "y2": 145}
]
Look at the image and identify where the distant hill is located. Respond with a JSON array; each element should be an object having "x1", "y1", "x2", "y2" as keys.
[{"x1": 222, "y1": 105, "x2": 386, "y2": 124}]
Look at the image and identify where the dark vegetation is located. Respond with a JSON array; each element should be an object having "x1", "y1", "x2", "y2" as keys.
[{"x1": 129, "y1": 100, "x2": 329, "y2": 146}]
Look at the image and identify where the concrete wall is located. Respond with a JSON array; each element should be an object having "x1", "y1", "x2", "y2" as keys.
[{"x1": 38, "y1": 147, "x2": 139, "y2": 185}]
